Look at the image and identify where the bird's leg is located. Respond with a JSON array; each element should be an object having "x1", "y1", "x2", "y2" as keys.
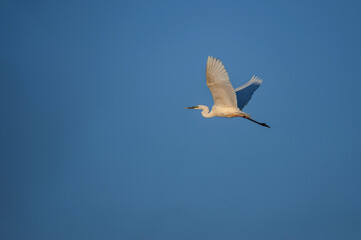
[{"x1": 242, "y1": 116, "x2": 270, "y2": 128}]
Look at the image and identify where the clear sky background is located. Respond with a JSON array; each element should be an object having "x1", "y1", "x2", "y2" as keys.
[{"x1": 1, "y1": 0, "x2": 361, "y2": 239}]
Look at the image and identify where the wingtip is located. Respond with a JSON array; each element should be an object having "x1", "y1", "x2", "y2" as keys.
[{"x1": 251, "y1": 75, "x2": 263, "y2": 85}]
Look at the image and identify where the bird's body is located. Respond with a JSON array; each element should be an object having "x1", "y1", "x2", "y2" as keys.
[
  {"x1": 196, "y1": 105, "x2": 244, "y2": 118},
  {"x1": 186, "y1": 56, "x2": 270, "y2": 128}
]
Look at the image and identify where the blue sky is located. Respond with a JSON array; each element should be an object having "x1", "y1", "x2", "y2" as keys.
[{"x1": 1, "y1": 0, "x2": 361, "y2": 239}]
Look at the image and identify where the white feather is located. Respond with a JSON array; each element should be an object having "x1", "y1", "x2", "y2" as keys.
[{"x1": 206, "y1": 56, "x2": 238, "y2": 108}]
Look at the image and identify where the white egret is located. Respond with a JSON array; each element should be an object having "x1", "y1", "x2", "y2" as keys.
[{"x1": 185, "y1": 56, "x2": 270, "y2": 128}]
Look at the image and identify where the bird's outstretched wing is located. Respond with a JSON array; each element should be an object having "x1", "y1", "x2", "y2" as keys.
[
  {"x1": 235, "y1": 75, "x2": 262, "y2": 110},
  {"x1": 206, "y1": 56, "x2": 237, "y2": 108}
]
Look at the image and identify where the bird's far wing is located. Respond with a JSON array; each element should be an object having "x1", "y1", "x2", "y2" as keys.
[
  {"x1": 235, "y1": 75, "x2": 262, "y2": 110},
  {"x1": 206, "y1": 56, "x2": 237, "y2": 108}
]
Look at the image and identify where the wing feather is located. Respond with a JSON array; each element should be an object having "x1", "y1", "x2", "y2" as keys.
[
  {"x1": 235, "y1": 75, "x2": 262, "y2": 110},
  {"x1": 206, "y1": 56, "x2": 237, "y2": 108}
]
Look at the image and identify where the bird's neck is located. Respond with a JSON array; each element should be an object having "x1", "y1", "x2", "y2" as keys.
[{"x1": 198, "y1": 105, "x2": 213, "y2": 118}]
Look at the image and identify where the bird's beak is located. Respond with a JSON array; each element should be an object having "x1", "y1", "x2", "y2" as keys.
[{"x1": 185, "y1": 106, "x2": 197, "y2": 109}]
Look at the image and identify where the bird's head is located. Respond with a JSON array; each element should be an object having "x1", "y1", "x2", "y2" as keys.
[
  {"x1": 185, "y1": 105, "x2": 211, "y2": 117},
  {"x1": 184, "y1": 105, "x2": 199, "y2": 110}
]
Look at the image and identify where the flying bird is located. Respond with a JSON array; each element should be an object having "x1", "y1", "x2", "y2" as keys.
[{"x1": 185, "y1": 56, "x2": 270, "y2": 128}]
